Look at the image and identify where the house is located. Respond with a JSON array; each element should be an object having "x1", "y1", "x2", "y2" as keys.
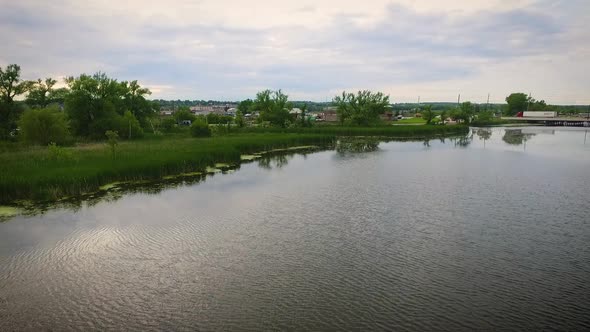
[
  {"x1": 289, "y1": 108, "x2": 303, "y2": 119},
  {"x1": 319, "y1": 107, "x2": 338, "y2": 122},
  {"x1": 379, "y1": 111, "x2": 394, "y2": 121}
]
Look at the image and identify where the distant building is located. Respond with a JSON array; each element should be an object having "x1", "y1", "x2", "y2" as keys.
[
  {"x1": 289, "y1": 108, "x2": 303, "y2": 119},
  {"x1": 319, "y1": 107, "x2": 338, "y2": 122},
  {"x1": 379, "y1": 111, "x2": 394, "y2": 121}
]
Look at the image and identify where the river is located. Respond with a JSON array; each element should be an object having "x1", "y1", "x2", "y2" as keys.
[{"x1": 1, "y1": 127, "x2": 589, "y2": 330}]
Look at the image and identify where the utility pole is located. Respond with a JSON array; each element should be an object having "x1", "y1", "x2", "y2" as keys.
[
  {"x1": 457, "y1": 94, "x2": 461, "y2": 106},
  {"x1": 486, "y1": 93, "x2": 490, "y2": 111}
]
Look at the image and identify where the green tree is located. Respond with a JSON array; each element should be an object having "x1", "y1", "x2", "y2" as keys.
[
  {"x1": 48, "y1": 87, "x2": 70, "y2": 105},
  {"x1": 174, "y1": 109, "x2": 196, "y2": 123},
  {"x1": 253, "y1": 89, "x2": 293, "y2": 127},
  {"x1": 237, "y1": 99, "x2": 254, "y2": 114},
  {"x1": 18, "y1": 106, "x2": 71, "y2": 145},
  {"x1": 0, "y1": 64, "x2": 33, "y2": 104},
  {"x1": 333, "y1": 90, "x2": 390, "y2": 126},
  {"x1": 422, "y1": 105, "x2": 435, "y2": 124},
  {"x1": 105, "y1": 130, "x2": 119, "y2": 157},
  {"x1": 528, "y1": 99, "x2": 547, "y2": 112},
  {"x1": 0, "y1": 64, "x2": 33, "y2": 139},
  {"x1": 440, "y1": 110, "x2": 447, "y2": 125},
  {"x1": 190, "y1": 119, "x2": 211, "y2": 137},
  {"x1": 64, "y1": 73, "x2": 152, "y2": 139},
  {"x1": 64, "y1": 72, "x2": 126, "y2": 138},
  {"x1": 505, "y1": 93, "x2": 530, "y2": 116},
  {"x1": 300, "y1": 104, "x2": 310, "y2": 127},
  {"x1": 160, "y1": 118, "x2": 177, "y2": 132},
  {"x1": 460, "y1": 102, "x2": 475, "y2": 123},
  {"x1": 235, "y1": 110, "x2": 245, "y2": 128},
  {"x1": 25, "y1": 78, "x2": 58, "y2": 108},
  {"x1": 121, "y1": 110, "x2": 143, "y2": 139},
  {"x1": 122, "y1": 80, "x2": 155, "y2": 127}
]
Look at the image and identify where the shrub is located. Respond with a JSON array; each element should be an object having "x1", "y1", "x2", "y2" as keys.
[
  {"x1": 18, "y1": 106, "x2": 71, "y2": 145},
  {"x1": 190, "y1": 120, "x2": 211, "y2": 137},
  {"x1": 47, "y1": 142, "x2": 73, "y2": 160},
  {"x1": 119, "y1": 111, "x2": 144, "y2": 139},
  {"x1": 160, "y1": 118, "x2": 177, "y2": 133},
  {"x1": 105, "y1": 130, "x2": 119, "y2": 156}
]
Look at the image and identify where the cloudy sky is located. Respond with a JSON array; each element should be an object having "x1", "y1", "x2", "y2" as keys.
[{"x1": 1, "y1": 0, "x2": 589, "y2": 104}]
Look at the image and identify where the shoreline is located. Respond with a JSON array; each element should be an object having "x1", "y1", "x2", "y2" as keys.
[{"x1": 0, "y1": 125, "x2": 469, "y2": 206}]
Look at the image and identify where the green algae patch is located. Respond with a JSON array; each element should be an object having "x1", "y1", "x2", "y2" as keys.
[
  {"x1": 163, "y1": 171, "x2": 203, "y2": 180},
  {"x1": 264, "y1": 145, "x2": 319, "y2": 154},
  {"x1": 99, "y1": 182, "x2": 124, "y2": 191},
  {"x1": 214, "y1": 163, "x2": 232, "y2": 168},
  {"x1": 0, "y1": 206, "x2": 21, "y2": 220},
  {"x1": 240, "y1": 154, "x2": 262, "y2": 161},
  {"x1": 206, "y1": 166, "x2": 221, "y2": 173}
]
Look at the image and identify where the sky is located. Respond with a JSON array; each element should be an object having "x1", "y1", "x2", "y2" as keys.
[{"x1": 1, "y1": 0, "x2": 589, "y2": 104}]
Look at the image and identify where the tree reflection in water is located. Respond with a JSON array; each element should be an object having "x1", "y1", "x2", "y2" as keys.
[
  {"x1": 336, "y1": 138, "x2": 380, "y2": 154},
  {"x1": 257, "y1": 154, "x2": 293, "y2": 170},
  {"x1": 476, "y1": 128, "x2": 493, "y2": 147},
  {"x1": 502, "y1": 129, "x2": 535, "y2": 146}
]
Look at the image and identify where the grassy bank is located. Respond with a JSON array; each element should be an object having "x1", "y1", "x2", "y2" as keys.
[
  {"x1": 236, "y1": 124, "x2": 468, "y2": 137},
  {"x1": 0, "y1": 134, "x2": 333, "y2": 203},
  {"x1": 395, "y1": 118, "x2": 427, "y2": 124},
  {"x1": 0, "y1": 125, "x2": 468, "y2": 203}
]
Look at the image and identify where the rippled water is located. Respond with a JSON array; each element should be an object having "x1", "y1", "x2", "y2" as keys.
[{"x1": 1, "y1": 127, "x2": 590, "y2": 331}]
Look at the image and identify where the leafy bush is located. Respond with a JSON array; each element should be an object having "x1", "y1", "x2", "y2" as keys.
[
  {"x1": 190, "y1": 120, "x2": 211, "y2": 137},
  {"x1": 47, "y1": 142, "x2": 73, "y2": 160},
  {"x1": 174, "y1": 109, "x2": 196, "y2": 123},
  {"x1": 160, "y1": 118, "x2": 177, "y2": 133},
  {"x1": 18, "y1": 106, "x2": 71, "y2": 145},
  {"x1": 105, "y1": 130, "x2": 119, "y2": 156},
  {"x1": 119, "y1": 111, "x2": 143, "y2": 139}
]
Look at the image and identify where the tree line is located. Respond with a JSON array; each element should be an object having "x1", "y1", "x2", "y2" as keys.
[
  {"x1": 2, "y1": 63, "x2": 583, "y2": 145},
  {"x1": 1, "y1": 64, "x2": 158, "y2": 144}
]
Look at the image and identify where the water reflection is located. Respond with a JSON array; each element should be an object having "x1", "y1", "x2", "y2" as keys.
[
  {"x1": 336, "y1": 138, "x2": 380, "y2": 154},
  {"x1": 3, "y1": 127, "x2": 587, "y2": 222},
  {"x1": 257, "y1": 153, "x2": 295, "y2": 170},
  {"x1": 449, "y1": 132, "x2": 473, "y2": 148},
  {"x1": 476, "y1": 128, "x2": 493, "y2": 140},
  {"x1": 502, "y1": 129, "x2": 536, "y2": 146}
]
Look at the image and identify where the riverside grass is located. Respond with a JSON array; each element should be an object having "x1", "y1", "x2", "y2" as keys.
[
  {"x1": 0, "y1": 134, "x2": 333, "y2": 203},
  {"x1": 0, "y1": 125, "x2": 468, "y2": 203}
]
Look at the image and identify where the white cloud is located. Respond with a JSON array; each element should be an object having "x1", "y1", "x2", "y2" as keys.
[{"x1": 1, "y1": 0, "x2": 589, "y2": 104}]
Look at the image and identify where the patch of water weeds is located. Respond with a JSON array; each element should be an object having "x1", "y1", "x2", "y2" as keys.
[
  {"x1": 0, "y1": 206, "x2": 21, "y2": 222},
  {"x1": 2, "y1": 146, "x2": 329, "y2": 221}
]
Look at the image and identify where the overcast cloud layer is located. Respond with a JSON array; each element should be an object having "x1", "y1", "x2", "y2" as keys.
[{"x1": 1, "y1": 0, "x2": 589, "y2": 104}]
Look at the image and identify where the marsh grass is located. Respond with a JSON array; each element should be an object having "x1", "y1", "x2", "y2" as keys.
[
  {"x1": 0, "y1": 125, "x2": 468, "y2": 203},
  {"x1": 0, "y1": 134, "x2": 334, "y2": 203}
]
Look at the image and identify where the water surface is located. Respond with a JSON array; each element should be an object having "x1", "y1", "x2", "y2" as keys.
[{"x1": 1, "y1": 127, "x2": 589, "y2": 330}]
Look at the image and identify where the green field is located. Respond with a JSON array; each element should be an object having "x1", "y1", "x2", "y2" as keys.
[
  {"x1": 0, "y1": 125, "x2": 468, "y2": 203},
  {"x1": 394, "y1": 117, "x2": 427, "y2": 124}
]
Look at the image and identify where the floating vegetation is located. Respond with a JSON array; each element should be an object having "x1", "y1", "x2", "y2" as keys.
[
  {"x1": 99, "y1": 182, "x2": 124, "y2": 191},
  {"x1": 0, "y1": 133, "x2": 334, "y2": 203},
  {"x1": 0, "y1": 206, "x2": 21, "y2": 221},
  {"x1": 240, "y1": 154, "x2": 262, "y2": 161}
]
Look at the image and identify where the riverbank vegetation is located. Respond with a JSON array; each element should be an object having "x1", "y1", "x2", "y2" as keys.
[
  {"x1": 0, "y1": 134, "x2": 334, "y2": 203},
  {"x1": 0, "y1": 62, "x2": 526, "y2": 203}
]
